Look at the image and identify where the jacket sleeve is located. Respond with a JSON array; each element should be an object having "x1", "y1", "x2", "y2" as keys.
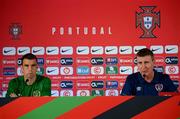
[
  {"x1": 121, "y1": 75, "x2": 134, "y2": 95},
  {"x1": 6, "y1": 79, "x2": 19, "y2": 97}
]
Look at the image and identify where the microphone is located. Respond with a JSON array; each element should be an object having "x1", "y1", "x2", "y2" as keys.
[
  {"x1": 142, "y1": 74, "x2": 146, "y2": 78},
  {"x1": 25, "y1": 79, "x2": 29, "y2": 83}
]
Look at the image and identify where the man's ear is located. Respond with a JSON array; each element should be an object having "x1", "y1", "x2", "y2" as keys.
[
  {"x1": 152, "y1": 56, "x2": 155, "y2": 62},
  {"x1": 36, "y1": 65, "x2": 39, "y2": 72}
]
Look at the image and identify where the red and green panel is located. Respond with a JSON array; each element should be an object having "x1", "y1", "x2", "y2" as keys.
[{"x1": 1, "y1": 96, "x2": 179, "y2": 119}]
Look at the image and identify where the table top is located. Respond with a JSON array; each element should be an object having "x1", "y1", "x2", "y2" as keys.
[{"x1": 0, "y1": 96, "x2": 180, "y2": 119}]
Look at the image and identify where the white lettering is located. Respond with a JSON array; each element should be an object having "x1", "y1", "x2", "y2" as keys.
[
  {"x1": 52, "y1": 27, "x2": 56, "y2": 35},
  {"x1": 84, "y1": 27, "x2": 88, "y2": 35},
  {"x1": 108, "y1": 27, "x2": 112, "y2": 34},
  {"x1": 52, "y1": 26, "x2": 112, "y2": 35},
  {"x1": 100, "y1": 27, "x2": 104, "y2": 34},
  {"x1": 60, "y1": 27, "x2": 64, "y2": 35},
  {"x1": 76, "y1": 27, "x2": 80, "y2": 35},
  {"x1": 68, "y1": 27, "x2": 72, "y2": 35},
  {"x1": 92, "y1": 27, "x2": 96, "y2": 35}
]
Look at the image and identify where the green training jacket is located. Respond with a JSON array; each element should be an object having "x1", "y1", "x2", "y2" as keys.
[{"x1": 6, "y1": 75, "x2": 51, "y2": 97}]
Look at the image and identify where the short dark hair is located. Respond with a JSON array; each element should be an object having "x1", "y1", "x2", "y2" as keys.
[
  {"x1": 21, "y1": 53, "x2": 37, "y2": 64},
  {"x1": 136, "y1": 48, "x2": 154, "y2": 59}
]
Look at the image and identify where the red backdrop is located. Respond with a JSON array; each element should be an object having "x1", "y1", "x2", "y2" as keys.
[{"x1": 0, "y1": 0, "x2": 179, "y2": 96}]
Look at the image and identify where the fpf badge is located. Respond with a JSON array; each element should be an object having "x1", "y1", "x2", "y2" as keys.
[
  {"x1": 136, "y1": 6, "x2": 160, "y2": 38},
  {"x1": 9, "y1": 23, "x2": 22, "y2": 40}
]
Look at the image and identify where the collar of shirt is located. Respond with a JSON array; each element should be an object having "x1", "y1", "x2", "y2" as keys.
[{"x1": 137, "y1": 70, "x2": 160, "y2": 84}]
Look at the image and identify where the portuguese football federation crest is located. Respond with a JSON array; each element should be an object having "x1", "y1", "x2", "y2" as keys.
[
  {"x1": 136, "y1": 6, "x2": 160, "y2": 38},
  {"x1": 9, "y1": 23, "x2": 22, "y2": 40}
]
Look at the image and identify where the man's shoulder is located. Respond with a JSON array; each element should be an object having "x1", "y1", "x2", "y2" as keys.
[
  {"x1": 126, "y1": 72, "x2": 140, "y2": 82},
  {"x1": 10, "y1": 76, "x2": 24, "y2": 82},
  {"x1": 155, "y1": 71, "x2": 170, "y2": 79},
  {"x1": 127, "y1": 72, "x2": 139, "y2": 78},
  {"x1": 37, "y1": 75, "x2": 51, "y2": 81}
]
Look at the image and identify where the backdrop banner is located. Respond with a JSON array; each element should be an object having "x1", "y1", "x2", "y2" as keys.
[{"x1": 0, "y1": 0, "x2": 179, "y2": 97}]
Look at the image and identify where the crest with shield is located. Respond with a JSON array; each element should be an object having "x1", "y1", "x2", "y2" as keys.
[{"x1": 136, "y1": 6, "x2": 160, "y2": 38}]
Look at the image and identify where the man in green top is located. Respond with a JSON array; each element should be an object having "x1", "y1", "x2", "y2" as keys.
[{"x1": 6, "y1": 53, "x2": 51, "y2": 97}]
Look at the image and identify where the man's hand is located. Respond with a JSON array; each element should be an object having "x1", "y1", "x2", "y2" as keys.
[{"x1": 10, "y1": 93, "x2": 18, "y2": 97}]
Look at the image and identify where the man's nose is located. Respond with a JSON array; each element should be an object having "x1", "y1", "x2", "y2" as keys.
[
  {"x1": 28, "y1": 66, "x2": 33, "y2": 71},
  {"x1": 141, "y1": 63, "x2": 146, "y2": 69}
]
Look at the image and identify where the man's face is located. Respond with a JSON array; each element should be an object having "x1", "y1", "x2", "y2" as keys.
[
  {"x1": 22, "y1": 59, "x2": 37, "y2": 79},
  {"x1": 137, "y1": 55, "x2": 154, "y2": 77}
]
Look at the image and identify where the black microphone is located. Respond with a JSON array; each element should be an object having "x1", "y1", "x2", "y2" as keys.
[
  {"x1": 25, "y1": 79, "x2": 29, "y2": 83},
  {"x1": 143, "y1": 74, "x2": 146, "y2": 78}
]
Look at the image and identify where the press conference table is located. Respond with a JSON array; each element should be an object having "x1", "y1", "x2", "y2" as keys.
[{"x1": 0, "y1": 96, "x2": 180, "y2": 119}]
